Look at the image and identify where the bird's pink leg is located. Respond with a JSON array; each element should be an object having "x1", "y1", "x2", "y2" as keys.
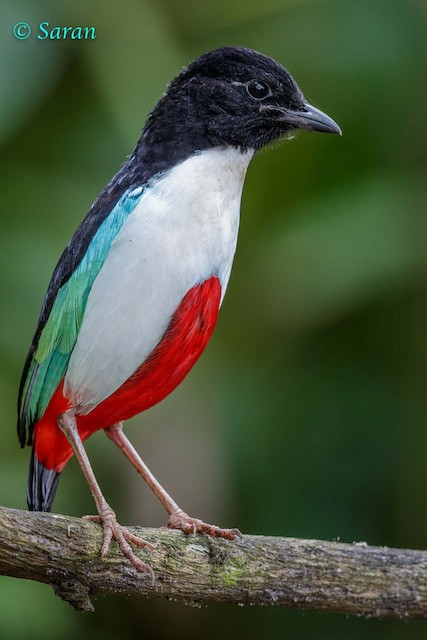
[
  {"x1": 104, "y1": 422, "x2": 241, "y2": 540},
  {"x1": 57, "y1": 411, "x2": 154, "y2": 580}
]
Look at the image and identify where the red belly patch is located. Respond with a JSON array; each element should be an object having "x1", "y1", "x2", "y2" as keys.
[{"x1": 34, "y1": 276, "x2": 222, "y2": 470}]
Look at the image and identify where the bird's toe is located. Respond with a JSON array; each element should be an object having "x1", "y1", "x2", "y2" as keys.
[
  {"x1": 85, "y1": 505, "x2": 154, "y2": 580},
  {"x1": 167, "y1": 509, "x2": 241, "y2": 540}
]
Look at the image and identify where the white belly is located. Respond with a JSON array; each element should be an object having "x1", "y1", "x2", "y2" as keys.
[{"x1": 64, "y1": 147, "x2": 253, "y2": 413}]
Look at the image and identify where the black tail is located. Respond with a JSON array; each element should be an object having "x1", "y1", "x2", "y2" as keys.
[{"x1": 27, "y1": 447, "x2": 61, "y2": 512}]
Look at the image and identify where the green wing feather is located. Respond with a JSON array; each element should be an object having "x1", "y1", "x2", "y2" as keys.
[{"x1": 19, "y1": 187, "x2": 143, "y2": 438}]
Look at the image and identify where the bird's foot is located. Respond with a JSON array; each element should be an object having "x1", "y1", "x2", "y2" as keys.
[
  {"x1": 167, "y1": 509, "x2": 241, "y2": 540},
  {"x1": 84, "y1": 506, "x2": 155, "y2": 582}
]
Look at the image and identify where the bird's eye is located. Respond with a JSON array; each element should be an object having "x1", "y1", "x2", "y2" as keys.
[{"x1": 246, "y1": 80, "x2": 271, "y2": 100}]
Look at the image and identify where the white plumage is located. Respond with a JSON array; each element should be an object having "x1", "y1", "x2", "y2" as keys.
[{"x1": 64, "y1": 147, "x2": 253, "y2": 413}]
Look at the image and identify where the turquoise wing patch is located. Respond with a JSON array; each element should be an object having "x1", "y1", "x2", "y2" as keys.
[{"x1": 19, "y1": 187, "x2": 143, "y2": 433}]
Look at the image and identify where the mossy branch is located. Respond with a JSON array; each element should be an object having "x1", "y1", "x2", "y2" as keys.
[{"x1": 0, "y1": 506, "x2": 426, "y2": 616}]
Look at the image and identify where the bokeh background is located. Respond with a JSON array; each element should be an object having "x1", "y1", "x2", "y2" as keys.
[{"x1": 1, "y1": 0, "x2": 426, "y2": 638}]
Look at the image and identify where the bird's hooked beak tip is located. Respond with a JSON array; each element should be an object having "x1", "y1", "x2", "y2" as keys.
[{"x1": 298, "y1": 102, "x2": 342, "y2": 136}]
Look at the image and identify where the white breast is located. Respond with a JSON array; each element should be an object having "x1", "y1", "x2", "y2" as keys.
[{"x1": 64, "y1": 147, "x2": 253, "y2": 413}]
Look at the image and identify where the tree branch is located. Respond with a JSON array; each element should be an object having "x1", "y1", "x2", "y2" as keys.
[{"x1": 0, "y1": 506, "x2": 426, "y2": 617}]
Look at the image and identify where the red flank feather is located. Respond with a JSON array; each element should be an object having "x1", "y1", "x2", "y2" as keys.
[{"x1": 34, "y1": 277, "x2": 221, "y2": 471}]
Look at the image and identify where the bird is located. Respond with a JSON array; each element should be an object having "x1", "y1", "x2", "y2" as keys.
[{"x1": 18, "y1": 46, "x2": 341, "y2": 577}]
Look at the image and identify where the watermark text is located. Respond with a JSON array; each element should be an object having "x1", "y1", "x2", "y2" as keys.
[{"x1": 13, "y1": 21, "x2": 96, "y2": 40}]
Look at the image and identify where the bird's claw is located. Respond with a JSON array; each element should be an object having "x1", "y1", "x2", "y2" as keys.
[
  {"x1": 167, "y1": 509, "x2": 242, "y2": 540},
  {"x1": 83, "y1": 508, "x2": 155, "y2": 583}
]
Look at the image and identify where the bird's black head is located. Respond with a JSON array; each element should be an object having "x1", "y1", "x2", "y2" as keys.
[
  {"x1": 136, "y1": 47, "x2": 340, "y2": 175},
  {"x1": 143, "y1": 47, "x2": 340, "y2": 153}
]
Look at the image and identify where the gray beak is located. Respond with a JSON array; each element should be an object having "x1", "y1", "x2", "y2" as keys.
[
  {"x1": 264, "y1": 101, "x2": 342, "y2": 135},
  {"x1": 295, "y1": 102, "x2": 342, "y2": 135}
]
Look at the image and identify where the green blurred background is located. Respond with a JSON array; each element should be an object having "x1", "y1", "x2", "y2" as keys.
[{"x1": 1, "y1": 0, "x2": 427, "y2": 637}]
